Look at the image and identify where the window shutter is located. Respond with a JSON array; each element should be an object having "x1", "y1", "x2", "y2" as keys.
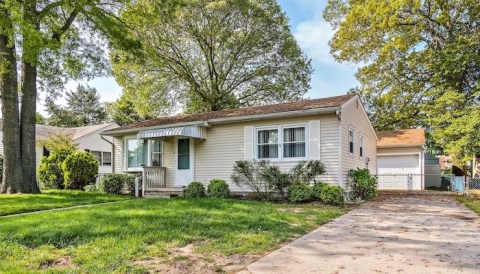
[
  {"x1": 308, "y1": 120, "x2": 320, "y2": 159},
  {"x1": 244, "y1": 126, "x2": 254, "y2": 160}
]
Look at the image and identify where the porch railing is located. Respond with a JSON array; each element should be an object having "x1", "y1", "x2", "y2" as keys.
[{"x1": 142, "y1": 166, "x2": 167, "y2": 196}]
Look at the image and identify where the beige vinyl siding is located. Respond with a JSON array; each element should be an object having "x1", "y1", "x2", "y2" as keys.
[
  {"x1": 162, "y1": 138, "x2": 175, "y2": 188},
  {"x1": 113, "y1": 137, "x2": 123, "y2": 173},
  {"x1": 195, "y1": 114, "x2": 341, "y2": 191},
  {"x1": 340, "y1": 97, "x2": 377, "y2": 187}
]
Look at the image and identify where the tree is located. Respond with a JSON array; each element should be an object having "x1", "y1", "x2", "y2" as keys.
[
  {"x1": 106, "y1": 94, "x2": 148, "y2": 126},
  {"x1": 113, "y1": 0, "x2": 312, "y2": 115},
  {"x1": 36, "y1": 112, "x2": 47, "y2": 124},
  {"x1": 324, "y1": 0, "x2": 480, "y2": 162},
  {"x1": 0, "y1": 1, "x2": 137, "y2": 193},
  {"x1": 46, "y1": 84, "x2": 107, "y2": 126},
  {"x1": 37, "y1": 131, "x2": 78, "y2": 154}
]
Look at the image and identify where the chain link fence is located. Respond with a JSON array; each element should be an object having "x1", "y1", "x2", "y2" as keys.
[{"x1": 467, "y1": 178, "x2": 480, "y2": 197}]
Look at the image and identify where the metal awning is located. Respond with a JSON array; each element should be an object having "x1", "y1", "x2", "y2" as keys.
[{"x1": 137, "y1": 126, "x2": 207, "y2": 139}]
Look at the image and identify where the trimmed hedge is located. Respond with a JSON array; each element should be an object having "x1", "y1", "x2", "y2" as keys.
[
  {"x1": 184, "y1": 182, "x2": 206, "y2": 198},
  {"x1": 37, "y1": 149, "x2": 72, "y2": 189},
  {"x1": 288, "y1": 182, "x2": 313, "y2": 203},
  {"x1": 207, "y1": 179, "x2": 230, "y2": 198},
  {"x1": 320, "y1": 185, "x2": 344, "y2": 206},
  {"x1": 62, "y1": 151, "x2": 98, "y2": 190},
  {"x1": 100, "y1": 174, "x2": 135, "y2": 195}
]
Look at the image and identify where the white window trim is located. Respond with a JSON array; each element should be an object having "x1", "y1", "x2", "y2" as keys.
[
  {"x1": 348, "y1": 126, "x2": 355, "y2": 157},
  {"x1": 359, "y1": 134, "x2": 365, "y2": 160},
  {"x1": 124, "y1": 138, "x2": 164, "y2": 172},
  {"x1": 254, "y1": 123, "x2": 308, "y2": 161}
]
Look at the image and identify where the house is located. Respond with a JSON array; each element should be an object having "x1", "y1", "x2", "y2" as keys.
[
  {"x1": 376, "y1": 129, "x2": 426, "y2": 190},
  {"x1": 101, "y1": 93, "x2": 378, "y2": 195},
  {"x1": 0, "y1": 122, "x2": 117, "y2": 174}
]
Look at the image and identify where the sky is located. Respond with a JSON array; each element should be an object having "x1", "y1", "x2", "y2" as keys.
[{"x1": 56, "y1": 0, "x2": 358, "y2": 112}]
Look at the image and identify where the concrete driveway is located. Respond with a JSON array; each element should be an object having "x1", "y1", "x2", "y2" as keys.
[{"x1": 245, "y1": 195, "x2": 480, "y2": 274}]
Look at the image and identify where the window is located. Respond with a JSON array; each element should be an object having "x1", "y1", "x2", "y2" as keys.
[
  {"x1": 256, "y1": 124, "x2": 307, "y2": 160},
  {"x1": 126, "y1": 139, "x2": 148, "y2": 168},
  {"x1": 151, "y1": 140, "x2": 162, "y2": 167},
  {"x1": 349, "y1": 128, "x2": 354, "y2": 155},
  {"x1": 178, "y1": 138, "x2": 190, "y2": 169},
  {"x1": 91, "y1": 151, "x2": 102, "y2": 164},
  {"x1": 283, "y1": 127, "x2": 306, "y2": 158},
  {"x1": 257, "y1": 129, "x2": 279, "y2": 159},
  {"x1": 125, "y1": 139, "x2": 163, "y2": 170},
  {"x1": 103, "y1": 152, "x2": 112, "y2": 166},
  {"x1": 360, "y1": 135, "x2": 364, "y2": 158}
]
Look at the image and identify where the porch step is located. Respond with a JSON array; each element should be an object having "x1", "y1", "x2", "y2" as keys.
[{"x1": 144, "y1": 188, "x2": 185, "y2": 198}]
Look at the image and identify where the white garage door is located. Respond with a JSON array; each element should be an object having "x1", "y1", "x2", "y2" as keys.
[{"x1": 378, "y1": 155, "x2": 421, "y2": 190}]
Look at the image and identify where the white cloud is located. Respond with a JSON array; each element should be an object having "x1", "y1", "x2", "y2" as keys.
[{"x1": 294, "y1": 20, "x2": 336, "y2": 64}]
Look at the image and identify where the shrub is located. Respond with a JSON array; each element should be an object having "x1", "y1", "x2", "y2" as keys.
[
  {"x1": 288, "y1": 182, "x2": 313, "y2": 203},
  {"x1": 184, "y1": 182, "x2": 206, "y2": 198},
  {"x1": 231, "y1": 160, "x2": 274, "y2": 199},
  {"x1": 207, "y1": 179, "x2": 230, "y2": 198},
  {"x1": 320, "y1": 185, "x2": 344, "y2": 206},
  {"x1": 347, "y1": 168, "x2": 378, "y2": 200},
  {"x1": 260, "y1": 165, "x2": 292, "y2": 197},
  {"x1": 62, "y1": 151, "x2": 99, "y2": 190},
  {"x1": 37, "y1": 149, "x2": 72, "y2": 189},
  {"x1": 84, "y1": 184, "x2": 97, "y2": 192},
  {"x1": 100, "y1": 174, "x2": 135, "y2": 195},
  {"x1": 312, "y1": 181, "x2": 327, "y2": 200},
  {"x1": 291, "y1": 160, "x2": 326, "y2": 184}
]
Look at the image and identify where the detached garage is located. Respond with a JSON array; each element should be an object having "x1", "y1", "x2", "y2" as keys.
[{"x1": 376, "y1": 129, "x2": 426, "y2": 190}]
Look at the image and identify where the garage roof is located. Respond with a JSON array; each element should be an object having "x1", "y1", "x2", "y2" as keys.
[{"x1": 377, "y1": 129, "x2": 426, "y2": 148}]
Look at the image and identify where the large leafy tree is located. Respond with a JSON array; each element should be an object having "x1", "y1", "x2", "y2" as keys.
[
  {"x1": 113, "y1": 0, "x2": 312, "y2": 115},
  {"x1": 106, "y1": 94, "x2": 149, "y2": 126},
  {"x1": 0, "y1": 0, "x2": 136, "y2": 193},
  {"x1": 46, "y1": 84, "x2": 107, "y2": 126},
  {"x1": 324, "y1": 0, "x2": 480, "y2": 161}
]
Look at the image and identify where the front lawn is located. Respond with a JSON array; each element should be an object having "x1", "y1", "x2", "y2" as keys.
[
  {"x1": 457, "y1": 196, "x2": 480, "y2": 215},
  {"x1": 0, "y1": 198, "x2": 345, "y2": 273},
  {"x1": 0, "y1": 190, "x2": 131, "y2": 216}
]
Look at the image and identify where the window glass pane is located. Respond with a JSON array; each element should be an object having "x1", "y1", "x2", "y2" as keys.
[
  {"x1": 258, "y1": 129, "x2": 278, "y2": 144},
  {"x1": 127, "y1": 139, "x2": 147, "y2": 168},
  {"x1": 257, "y1": 129, "x2": 278, "y2": 159},
  {"x1": 178, "y1": 139, "x2": 190, "y2": 169},
  {"x1": 91, "y1": 151, "x2": 102, "y2": 164},
  {"x1": 151, "y1": 153, "x2": 162, "y2": 167},
  {"x1": 102, "y1": 152, "x2": 112, "y2": 165},
  {"x1": 283, "y1": 127, "x2": 306, "y2": 158},
  {"x1": 283, "y1": 143, "x2": 306, "y2": 158},
  {"x1": 258, "y1": 144, "x2": 278, "y2": 159},
  {"x1": 151, "y1": 140, "x2": 162, "y2": 153},
  {"x1": 283, "y1": 127, "x2": 305, "y2": 142}
]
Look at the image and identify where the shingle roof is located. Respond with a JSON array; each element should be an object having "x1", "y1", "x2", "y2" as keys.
[
  {"x1": 36, "y1": 123, "x2": 115, "y2": 141},
  {"x1": 377, "y1": 129, "x2": 426, "y2": 148},
  {"x1": 106, "y1": 93, "x2": 356, "y2": 132}
]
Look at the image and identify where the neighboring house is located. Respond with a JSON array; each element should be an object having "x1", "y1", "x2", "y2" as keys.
[
  {"x1": 0, "y1": 122, "x2": 117, "y2": 174},
  {"x1": 376, "y1": 129, "x2": 426, "y2": 190},
  {"x1": 101, "y1": 93, "x2": 378, "y2": 195}
]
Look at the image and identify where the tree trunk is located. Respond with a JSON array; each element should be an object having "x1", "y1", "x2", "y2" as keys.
[
  {"x1": 0, "y1": 34, "x2": 24, "y2": 193},
  {"x1": 20, "y1": 61, "x2": 40, "y2": 193}
]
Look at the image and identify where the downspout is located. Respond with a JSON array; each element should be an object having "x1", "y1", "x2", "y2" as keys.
[{"x1": 101, "y1": 136, "x2": 114, "y2": 174}]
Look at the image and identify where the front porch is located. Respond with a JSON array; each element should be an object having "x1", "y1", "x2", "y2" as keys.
[{"x1": 139, "y1": 166, "x2": 185, "y2": 198}]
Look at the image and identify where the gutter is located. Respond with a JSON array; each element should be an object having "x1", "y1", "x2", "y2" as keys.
[{"x1": 101, "y1": 106, "x2": 341, "y2": 136}]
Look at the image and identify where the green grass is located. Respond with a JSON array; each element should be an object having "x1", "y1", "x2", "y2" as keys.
[
  {"x1": 0, "y1": 190, "x2": 131, "y2": 216},
  {"x1": 0, "y1": 198, "x2": 345, "y2": 273},
  {"x1": 456, "y1": 196, "x2": 480, "y2": 215}
]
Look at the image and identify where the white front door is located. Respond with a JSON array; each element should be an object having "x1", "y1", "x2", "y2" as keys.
[{"x1": 174, "y1": 137, "x2": 194, "y2": 187}]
